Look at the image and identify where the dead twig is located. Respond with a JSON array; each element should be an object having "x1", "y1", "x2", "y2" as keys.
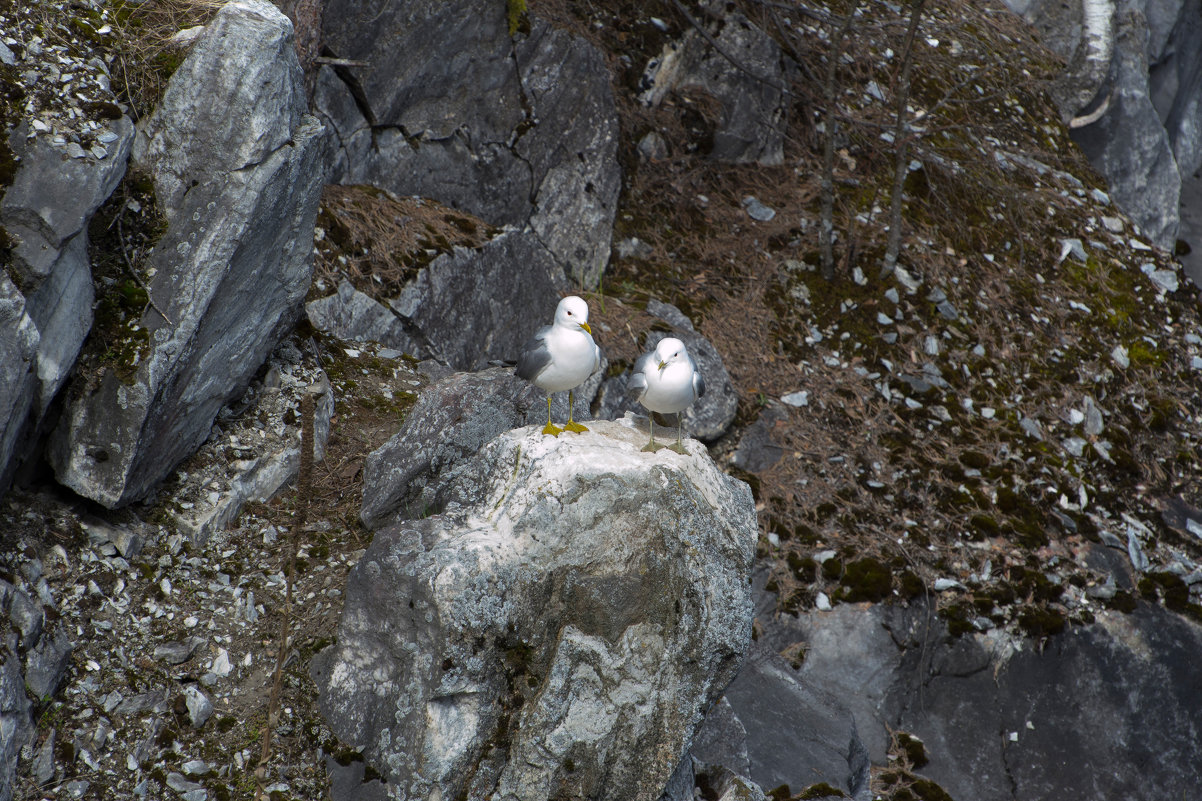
[
  {"x1": 254, "y1": 392, "x2": 315, "y2": 801},
  {"x1": 115, "y1": 213, "x2": 174, "y2": 326}
]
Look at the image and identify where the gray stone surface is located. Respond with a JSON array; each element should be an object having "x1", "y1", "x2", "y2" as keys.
[
  {"x1": 305, "y1": 280, "x2": 418, "y2": 354},
  {"x1": 0, "y1": 274, "x2": 39, "y2": 498},
  {"x1": 595, "y1": 300, "x2": 738, "y2": 441},
  {"x1": 326, "y1": 756, "x2": 389, "y2": 801},
  {"x1": 638, "y1": 0, "x2": 786, "y2": 165},
  {"x1": 49, "y1": 0, "x2": 326, "y2": 508},
  {"x1": 360, "y1": 367, "x2": 605, "y2": 532},
  {"x1": 0, "y1": 636, "x2": 33, "y2": 801},
  {"x1": 387, "y1": 232, "x2": 568, "y2": 370},
  {"x1": 316, "y1": 419, "x2": 757, "y2": 801},
  {"x1": 1007, "y1": 0, "x2": 1202, "y2": 251},
  {"x1": 1070, "y1": 9, "x2": 1181, "y2": 247},
  {"x1": 24, "y1": 625, "x2": 73, "y2": 700},
  {"x1": 889, "y1": 602, "x2": 1202, "y2": 801},
  {"x1": 744, "y1": 568, "x2": 1202, "y2": 801},
  {"x1": 730, "y1": 403, "x2": 788, "y2": 474},
  {"x1": 317, "y1": 0, "x2": 619, "y2": 288},
  {"x1": 360, "y1": 368, "x2": 542, "y2": 530},
  {"x1": 0, "y1": 116, "x2": 134, "y2": 499}
]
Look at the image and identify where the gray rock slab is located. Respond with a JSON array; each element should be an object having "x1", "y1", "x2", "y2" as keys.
[
  {"x1": 361, "y1": 367, "x2": 580, "y2": 530},
  {"x1": 1009, "y1": 0, "x2": 1202, "y2": 250},
  {"x1": 387, "y1": 231, "x2": 568, "y2": 370},
  {"x1": 638, "y1": 0, "x2": 786, "y2": 165},
  {"x1": 317, "y1": 0, "x2": 619, "y2": 288},
  {"x1": 0, "y1": 643, "x2": 34, "y2": 801},
  {"x1": 326, "y1": 756, "x2": 389, "y2": 801},
  {"x1": 305, "y1": 280, "x2": 418, "y2": 353},
  {"x1": 720, "y1": 640, "x2": 873, "y2": 795},
  {"x1": 24, "y1": 625, "x2": 73, "y2": 699},
  {"x1": 132, "y1": 0, "x2": 307, "y2": 220},
  {"x1": 891, "y1": 603, "x2": 1202, "y2": 801},
  {"x1": 0, "y1": 274, "x2": 39, "y2": 498},
  {"x1": 49, "y1": 1, "x2": 326, "y2": 508},
  {"x1": 730, "y1": 403, "x2": 788, "y2": 474},
  {"x1": 2, "y1": 117, "x2": 134, "y2": 285},
  {"x1": 317, "y1": 419, "x2": 757, "y2": 801}
]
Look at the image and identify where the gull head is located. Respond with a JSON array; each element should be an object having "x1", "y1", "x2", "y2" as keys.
[
  {"x1": 655, "y1": 337, "x2": 688, "y2": 370},
  {"x1": 555, "y1": 295, "x2": 592, "y2": 335}
]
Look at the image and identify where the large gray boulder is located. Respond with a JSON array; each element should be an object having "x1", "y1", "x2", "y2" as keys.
[
  {"x1": 0, "y1": 275, "x2": 39, "y2": 497},
  {"x1": 0, "y1": 117, "x2": 135, "y2": 497},
  {"x1": 48, "y1": 0, "x2": 326, "y2": 508},
  {"x1": 314, "y1": 419, "x2": 757, "y2": 801},
  {"x1": 744, "y1": 569, "x2": 1202, "y2": 801},
  {"x1": 316, "y1": 0, "x2": 619, "y2": 288},
  {"x1": 1005, "y1": 0, "x2": 1202, "y2": 251},
  {"x1": 638, "y1": 0, "x2": 787, "y2": 166},
  {"x1": 1, "y1": 117, "x2": 134, "y2": 410},
  {"x1": 387, "y1": 232, "x2": 568, "y2": 369},
  {"x1": 0, "y1": 632, "x2": 32, "y2": 801},
  {"x1": 359, "y1": 368, "x2": 606, "y2": 530}
]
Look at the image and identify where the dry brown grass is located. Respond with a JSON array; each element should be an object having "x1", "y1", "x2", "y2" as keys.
[
  {"x1": 312, "y1": 185, "x2": 498, "y2": 300},
  {"x1": 541, "y1": 0, "x2": 1202, "y2": 627},
  {"x1": 95, "y1": 0, "x2": 226, "y2": 120}
]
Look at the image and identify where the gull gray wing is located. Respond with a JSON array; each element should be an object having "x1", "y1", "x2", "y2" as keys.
[
  {"x1": 515, "y1": 325, "x2": 553, "y2": 381},
  {"x1": 626, "y1": 349, "x2": 655, "y2": 400},
  {"x1": 689, "y1": 353, "x2": 706, "y2": 399}
]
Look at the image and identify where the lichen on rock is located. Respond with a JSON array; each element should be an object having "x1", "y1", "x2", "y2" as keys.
[{"x1": 315, "y1": 418, "x2": 758, "y2": 801}]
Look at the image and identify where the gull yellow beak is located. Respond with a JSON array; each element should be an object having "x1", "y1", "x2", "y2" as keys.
[
  {"x1": 658, "y1": 360, "x2": 667, "y2": 371},
  {"x1": 579, "y1": 321, "x2": 593, "y2": 335}
]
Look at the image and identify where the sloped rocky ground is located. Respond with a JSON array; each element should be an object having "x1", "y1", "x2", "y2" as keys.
[
  {"x1": 543, "y1": 0, "x2": 1202, "y2": 639},
  {"x1": 4, "y1": 0, "x2": 1202, "y2": 800},
  {"x1": 4, "y1": 333, "x2": 425, "y2": 801}
]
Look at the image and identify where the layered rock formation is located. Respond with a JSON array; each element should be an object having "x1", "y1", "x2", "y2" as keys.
[
  {"x1": 315, "y1": 0, "x2": 620, "y2": 289},
  {"x1": 48, "y1": 0, "x2": 326, "y2": 508},
  {"x1": 1006, "y1": 0, "x2": 1202, "y2": 259},
  {"x1": 315, "y1": 419, "x2": 758, "y2": 800}
]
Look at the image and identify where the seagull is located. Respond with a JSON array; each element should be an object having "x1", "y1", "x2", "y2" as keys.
[
  {"x1": 628, "y1": 337, "x2": 705, "y2": 454},
  {"x1": 516, "y1": 295, "x2": 602, "y2": 436}
]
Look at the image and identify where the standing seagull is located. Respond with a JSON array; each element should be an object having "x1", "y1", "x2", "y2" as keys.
[
  {"x1": 516, "y1": 295, "x2": 602, "y2": 436},
  {"x1": 628, "y1": 337, "x2": 705, "y2": 454}
]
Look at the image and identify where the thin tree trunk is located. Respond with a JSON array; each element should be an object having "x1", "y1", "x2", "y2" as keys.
[
  {"x1": 881, "y1": 0, "x2": 926, "y2": 279},
  {"x1": 820, "y1": 3, "x2": 858, "y2": 281}
]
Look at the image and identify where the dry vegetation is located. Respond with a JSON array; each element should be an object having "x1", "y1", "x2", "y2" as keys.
[
  {"x1": 536, "y1": 0, "x2": 1202, "y2": 644},
  {"x1": 311, "y1": 185, "x2": 499, "y2": 301}
]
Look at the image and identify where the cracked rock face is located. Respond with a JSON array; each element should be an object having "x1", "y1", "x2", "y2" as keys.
[
  {"x1": 316, "y1": 0, "x2": 620, "y2": 288},
  {"x1": 48, "y1": 0, "x2": 326, "y2": 508},
  {"x1": 1005, "y1": 0, "x2": 1202, "y2": 250},
  {"x1": 0, "y1": 275, "x2": 40, "y2": 498},
  {"x1": 638, "y1": 0, "x2": 787, "y2": 166},
  {"x1": 315, "y1": 420, "x2": 757, "y2": 801},
  {"x1": 0, "y1": 116, "x2": 135, "y2": 497}
]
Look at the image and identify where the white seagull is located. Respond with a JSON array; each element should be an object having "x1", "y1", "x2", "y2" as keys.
[
  {"x1": 516, "y1": 295, "x2": 602, "y2": 436},
  {"x1": 628, "y1": 336, "x2": 705, "y2": 453}
]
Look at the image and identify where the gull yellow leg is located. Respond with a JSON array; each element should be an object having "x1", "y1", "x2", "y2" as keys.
[
  {"x1": 666, "y1": 417, "x2": 688, "y2": 455},
  {"x1": 564, "y1": 389, "x2": 589, "y2": 433},
  {"x1": 641, "y1": 416, "x2": 663, "y2": 453},
  {"x1": 542, "y1": 395, "x2": 563, "y2": 436}
]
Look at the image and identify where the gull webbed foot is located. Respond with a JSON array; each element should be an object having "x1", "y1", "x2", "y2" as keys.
[
  {"x1": 564, "y1": 421, "x2": 589, "y2": 433},
  {"x1": 542, "y1": 423, "x2": 565, "y2": 436}
]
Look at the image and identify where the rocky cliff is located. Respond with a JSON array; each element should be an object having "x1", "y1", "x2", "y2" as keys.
[{"x1": 3, "y1": 0, "x2": 1202, "y2": 800}]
